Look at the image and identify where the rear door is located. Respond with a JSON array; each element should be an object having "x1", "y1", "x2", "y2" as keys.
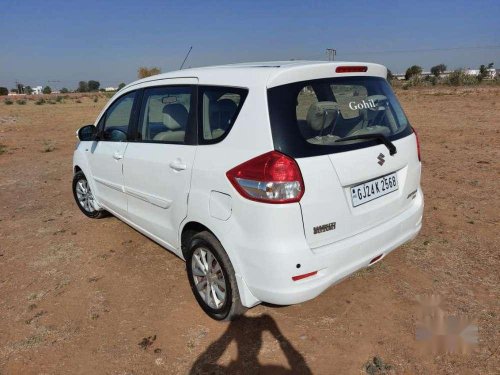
[
  {"x1": 268, "y1": 76, "x2": 420, "y2": 249},
  {"x1": 123, "y1": 83, "x2": 197, "y2": 252}
]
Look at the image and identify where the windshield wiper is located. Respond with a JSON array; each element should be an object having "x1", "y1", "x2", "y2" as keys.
[{"x1": 335, "y1": 133, "x2": 397, "y2": 155}]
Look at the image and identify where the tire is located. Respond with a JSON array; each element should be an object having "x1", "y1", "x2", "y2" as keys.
[
  {"x1": 72, "y1": 171, "x2": 107, "y2": 219},
  {"x1": 186, "y1": 231, "x2": 246, "y2": 321}
]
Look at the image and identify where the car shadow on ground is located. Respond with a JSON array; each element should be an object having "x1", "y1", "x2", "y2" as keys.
[{"x1": 189, "y1": 314, "x2": 312, "y2": 374}]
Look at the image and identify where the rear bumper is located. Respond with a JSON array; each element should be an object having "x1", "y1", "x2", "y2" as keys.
[{"x1": 242, "y1": 189, "x2": 423, "y2": 306}]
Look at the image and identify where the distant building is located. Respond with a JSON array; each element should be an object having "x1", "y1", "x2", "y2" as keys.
[
  {"x1": 432, "y1": 70, "x2": 453, "y2": 79},
  {"x1": 105, "y1": 87, "x2": 117, "y2": 92},
  {"x1": 7, "y1": 85, "x2": 43, "y2": 95},
  {"x1": 463, "y1": 69, "x2": 480, "y2": 76},
  {"x1": 463, "y1": 68, "x2": 496, "y2": 79},
  {"x1": 393, "y1": 70, "x2": 453, "y2": 80},
  {"x1": 486, "y1": 68, "x2": 496, "y2": 79},
  {"x1": 394, "y1": 68, "x2": 497, "y2": 80}
]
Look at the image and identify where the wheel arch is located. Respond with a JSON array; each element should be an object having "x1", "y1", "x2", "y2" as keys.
[
  {"x1": 180, "y1": 221, "x2": 213, "y2": 260},
  {"x1": 72, "y1": 162, "x2": 103, "y2": 212},
  {"x1": 179, "y1": 219, "x2": 260, "y2": 308}
]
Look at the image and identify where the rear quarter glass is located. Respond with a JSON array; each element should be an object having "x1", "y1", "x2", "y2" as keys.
[
  {"x1": 268, "y1": 76, "x2": 413, "y2": 158},
  {"x1": 198, "y1": 86, "x2": 248, "y2": 145}
]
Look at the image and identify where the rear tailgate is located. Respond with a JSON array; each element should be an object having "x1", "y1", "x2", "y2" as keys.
[
  {"x1": 267, "y1": 72, "x2": 420, "y2": 250},
  {"x1": 297, "y1": 134, "x2": 420, "y2": 249}
]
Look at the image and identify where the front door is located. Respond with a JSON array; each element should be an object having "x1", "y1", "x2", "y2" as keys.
[
  {"x1": 88, "y1": 91, "x2": 137, "y2": 217},
  {"x1": 123, "y1": 84, "x2": 197, "y2": 252}
]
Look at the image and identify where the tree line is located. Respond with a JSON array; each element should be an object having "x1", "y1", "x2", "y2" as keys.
[
  {"x1": 1, "y1": 66, "x2": 162, "y2": 96},
  {"x1": 1, "y1": 62, "x2": 496, "y2": 96},
  {"x1": 0, "y1": 80, "x2": 127, "y2": 95},
  {"x1": 388, "y1": 62, "x2": 496, "y2": 81}
]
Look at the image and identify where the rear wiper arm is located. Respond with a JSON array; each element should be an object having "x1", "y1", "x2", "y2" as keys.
[{"x1": 335, "y1": 133, "x2": 397, "y2": 155}]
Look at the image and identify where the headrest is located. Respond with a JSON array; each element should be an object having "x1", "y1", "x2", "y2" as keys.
[
  {"x1": 365, "y1": 95, "x2": 388, "y2": 111},
  {"x1": 162, "y1": 103, "x2": 188, "y2": 130},
  {"x1": 213, "y1": 99, "x2": 237, "y2": 113},
  {"x1": 210, "y1": 99, "x2": 238, "y2": 130},
  {"x1": 306, "y1": 101, "x2": 340, "y2": 131}
]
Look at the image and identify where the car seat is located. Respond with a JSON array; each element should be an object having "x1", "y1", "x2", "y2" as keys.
[{"x1": 153, "y1": 103, "x2": 188, "y2": 142}]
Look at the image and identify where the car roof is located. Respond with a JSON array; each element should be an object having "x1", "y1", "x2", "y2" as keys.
[{"x1": 124, "y1": 61, "x2": 388, "y2": 90}]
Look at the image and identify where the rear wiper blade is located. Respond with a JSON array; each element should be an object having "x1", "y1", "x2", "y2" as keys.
[{"x1": 335, "y1": 133, "x2": 397, "y2": 155}]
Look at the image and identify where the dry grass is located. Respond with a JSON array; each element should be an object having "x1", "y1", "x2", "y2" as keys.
[{"x1": 42, "y1": 140, "x2": 56, "y2": 152}]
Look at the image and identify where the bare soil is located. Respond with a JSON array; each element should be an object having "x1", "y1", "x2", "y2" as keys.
[{"x1": 0, "y1": 87, "x2": 498, "y2": 374}]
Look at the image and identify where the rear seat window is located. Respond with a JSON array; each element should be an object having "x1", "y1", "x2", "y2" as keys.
[
  {"x1": 269, "y1": 76, "x2": 412, "y2": 158},
  {"x1": 199, "y1": 86, "x2": 248, "y2": 144},
  {"x1": 137, "y1": 86, "x2": 194, "y2": 144}
]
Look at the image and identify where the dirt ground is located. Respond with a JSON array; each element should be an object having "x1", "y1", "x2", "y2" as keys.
[{"x1": 0, "y1": 87, "x2": 498, "y2": 374}]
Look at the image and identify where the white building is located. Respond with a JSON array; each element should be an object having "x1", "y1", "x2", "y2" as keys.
[
  {"x1": 393, "y1": 70, "x2": 454, "y2": 80},
  {"x1": 464, "y1": 68, "x2": 496, "y2": 79},
  {"x1": 464, "y1": 69, "x2": 480, "y2": 76},
  {"x1": 105, "y1": 87, "x2": 117, "y2": 92},
  {"x1": 31, "y1": 86, "x2": 43, "y2": 95},
  {"x1": 486, "y1": 68, "x2": 496, "y2": 79}
]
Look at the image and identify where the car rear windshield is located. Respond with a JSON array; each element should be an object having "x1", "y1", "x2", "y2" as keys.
[{"x1": 267, "y1": 76, "x2": 413, "y2": 158}]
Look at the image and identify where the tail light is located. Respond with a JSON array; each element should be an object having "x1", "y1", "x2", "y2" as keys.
[
  {"x1": 335, "y1": 66, "x2": 368, "y2": 73},
  {"x1": 226, "y1": 151, "x2": 304, "y2": 203},
  {"x1": 413, "y1": 127, "x2": 421, "y2": 161}
]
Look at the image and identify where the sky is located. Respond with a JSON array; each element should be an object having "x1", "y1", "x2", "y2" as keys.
[{"x1": 1, "y1": 0, "x2": 499, "y2": 90}]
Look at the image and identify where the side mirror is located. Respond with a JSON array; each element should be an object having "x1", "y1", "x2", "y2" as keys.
[{"x1": 77, "y1": 124, "x2": 97, "y2": 141}]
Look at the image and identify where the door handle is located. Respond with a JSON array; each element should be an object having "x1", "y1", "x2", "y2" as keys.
[
  {"x1": 113, "y1": 152, "x2": 123, "y2": 160},
  {"x1": 169, "y1": 159, "x2": 187, "y2": 171}
]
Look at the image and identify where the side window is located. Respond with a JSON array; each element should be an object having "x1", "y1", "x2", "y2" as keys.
[
  {"x1": 199, "y1": 86, "x2": 247, "y2": 143},
  {"x1": 102, "y1": 92, "x2": 136, "y2": 141},
  {"x1": 138, "y1": 86, "x2": 193, "y2": 144}
]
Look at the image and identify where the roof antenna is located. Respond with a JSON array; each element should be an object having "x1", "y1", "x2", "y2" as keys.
[{"x1": 180, "y1": 46, "x2": 193, "y2": 70}]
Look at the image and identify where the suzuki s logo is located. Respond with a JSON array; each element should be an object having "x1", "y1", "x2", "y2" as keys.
[{"x1": 377, "y1": 153, "x2": 385, "y2": 166}]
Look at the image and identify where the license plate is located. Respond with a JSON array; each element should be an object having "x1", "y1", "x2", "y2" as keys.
[{"x1": 351, "y1": 172, "x2": 398, "y2": 207}]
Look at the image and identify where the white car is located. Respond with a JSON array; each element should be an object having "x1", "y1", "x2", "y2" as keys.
[{"x1": 73, "y1": 61, "x2": 423, "y2": 320}]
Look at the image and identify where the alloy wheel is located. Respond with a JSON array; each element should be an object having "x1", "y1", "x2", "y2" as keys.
[
  {"x1": 75, "y1": 178, "x2": 96, "y2": 213},
  {"x1": 191, "y1": 247, "x2": 227, "y2": 309}
]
